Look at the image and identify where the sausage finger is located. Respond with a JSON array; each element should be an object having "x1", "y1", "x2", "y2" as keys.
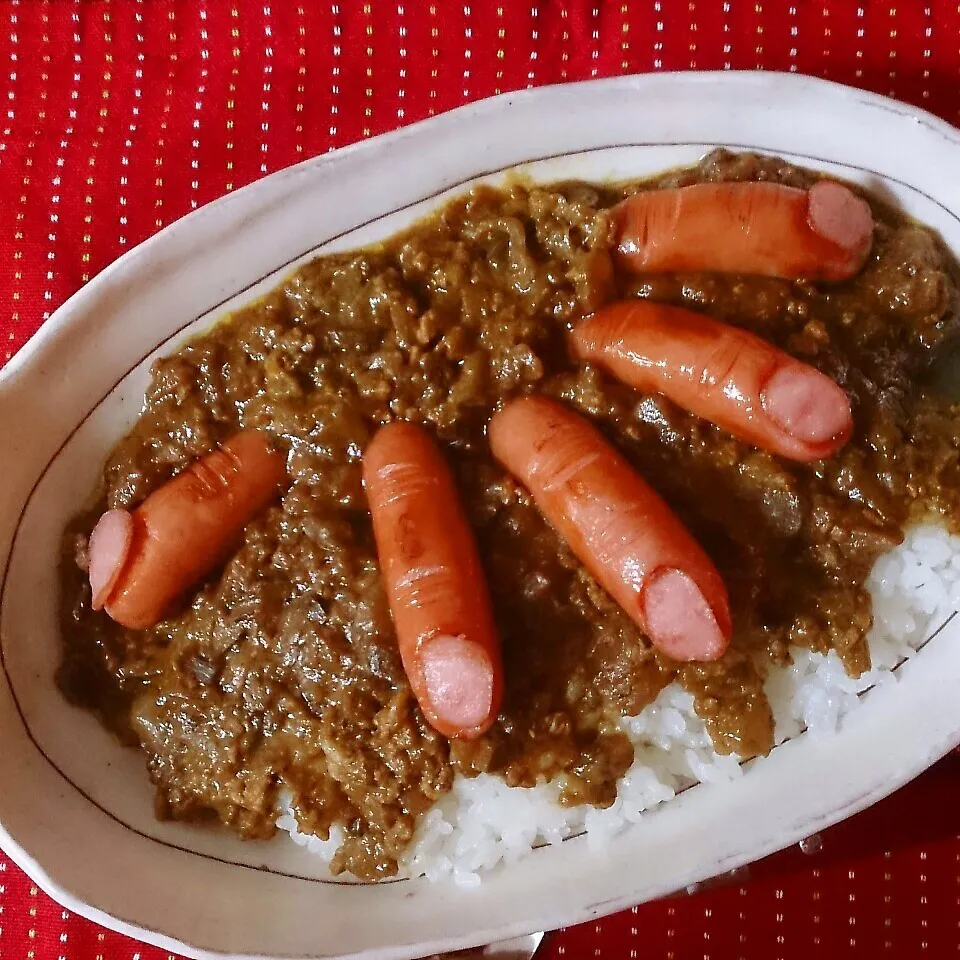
[
  {"x1": 614, "y1": 179, "x2": 874, "y2": 281},
  {"x1": 362, "y1": 421, "x2": 503, "y2": 740},
  {"x1": 489, "y1": 396, "x2": 732, "y2": 662},
  {"x1": 571, "y1": 300, "x2": 853, "y2": 462},
  {"x1": 88, "y1": 430, "x2": 288, "y2": 629}
]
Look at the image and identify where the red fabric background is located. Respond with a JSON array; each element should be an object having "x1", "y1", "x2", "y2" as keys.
[{"x1": 2, "y1": 2, "x2": 960, "y2": 958}]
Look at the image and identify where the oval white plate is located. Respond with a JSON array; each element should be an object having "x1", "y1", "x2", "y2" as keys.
[{"x1": 2, "y1": 71, "x2": 960, "y2": 960}]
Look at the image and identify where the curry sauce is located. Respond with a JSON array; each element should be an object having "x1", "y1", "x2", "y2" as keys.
[{"x1": 58, "y1": 150, "x2": 960, "y2": 880}]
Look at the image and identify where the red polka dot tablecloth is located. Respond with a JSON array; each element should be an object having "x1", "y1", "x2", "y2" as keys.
[{"x1": 2, "y1": 2, "x2": 960, "y2": 958}]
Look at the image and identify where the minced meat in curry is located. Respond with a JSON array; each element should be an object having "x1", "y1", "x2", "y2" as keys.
[{"x1": 58, "y1": 150, "x2": 960, "y2": 880}]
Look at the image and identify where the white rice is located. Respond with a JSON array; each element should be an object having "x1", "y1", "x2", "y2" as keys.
[{"x1": 277, "y1": 524, "x2": 960, "y2": 886}]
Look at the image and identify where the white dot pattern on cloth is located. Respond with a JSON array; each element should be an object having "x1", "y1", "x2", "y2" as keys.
[{"x1": 2, "y1": 2, "x2": 960, "y2": 958}]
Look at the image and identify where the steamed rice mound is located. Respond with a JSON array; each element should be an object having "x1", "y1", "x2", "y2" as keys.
[{"x1": 276, "y1": 526, "x2": 960, "y2": 885}]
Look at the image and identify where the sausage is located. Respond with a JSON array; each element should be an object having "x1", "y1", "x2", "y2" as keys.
[
  {"x1": 571, "y1": 300, "x2": 853, "y2": 462},
  {"x1": 489, "y1": 396, "x2": 731, "y2": 662},
  {"x1": 614, "y1": 179, "x2": 874, "y2": 281},
  {"x1": 362, "y1": 421, "x2": 503, "y2": 740},
  {"x1": 88, "y1": 430, "x2": 287, "y2": 629}
]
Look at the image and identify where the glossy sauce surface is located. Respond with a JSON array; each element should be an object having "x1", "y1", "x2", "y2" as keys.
[{"x1": 59, "y1": 150, "x2": 960, "y2": 880}]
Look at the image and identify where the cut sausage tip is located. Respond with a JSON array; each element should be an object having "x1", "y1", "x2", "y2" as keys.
[
  {"x1": 641, "y1": 568, "x2": 728, "y2": 662},
  {"x1": 421, "y1": 633, "x2": 495, "y2": 735},
  {"x1": 88, "y1": 509, "x2": 134, "y2": 611},
  {"x1": 761, "y1": 364, "x2": 853, "y2": 446},
  {"x1": 807, "y1": 180, "x2": 873, "y2": 255}
]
